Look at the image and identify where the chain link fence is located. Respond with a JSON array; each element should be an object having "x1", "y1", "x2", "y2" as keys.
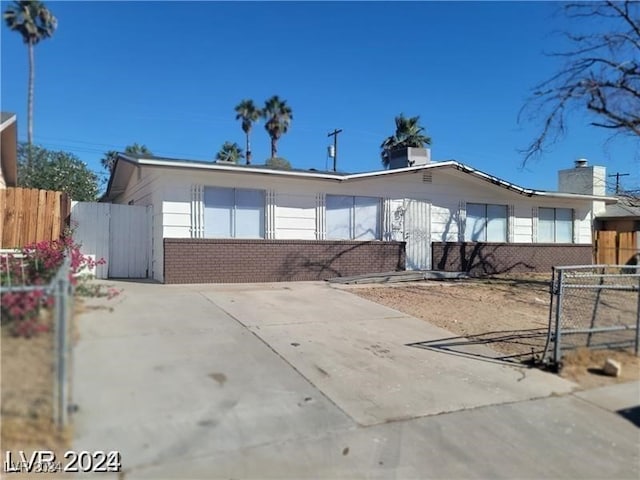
[
  {"x1": 543, "y1": 264, "x2": 640, "y2": 368},
  {"x1": 0, "y1": 252, "x2": 73, "y2": 429}
]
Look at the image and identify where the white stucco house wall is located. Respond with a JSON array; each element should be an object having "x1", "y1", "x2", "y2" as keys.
[{"x1": 102, "y1": 151, "x2": 615, "y2": 283}]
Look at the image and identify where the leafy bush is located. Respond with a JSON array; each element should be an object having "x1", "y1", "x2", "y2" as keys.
[{"x1": 0, "y1": 237, "x2": 105, "y2": 337}]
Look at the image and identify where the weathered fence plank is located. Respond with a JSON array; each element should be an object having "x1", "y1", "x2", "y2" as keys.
[{"x1": 0, "y1": 187, "x2": 70, "y2": 248}]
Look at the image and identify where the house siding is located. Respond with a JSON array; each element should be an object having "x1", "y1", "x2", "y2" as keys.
[
  {"x1": 163, "y1": 238, "x2": 405, "y2": 284},
  {"x1": 432, "y1": 242, "x2": 593, "y2": 276},
  {"x1": 149, "y1": 166, "x2": 596, "y2": 245},
  {"x1": 109, "y1": 164, "x2": 604, "y2": 282}
]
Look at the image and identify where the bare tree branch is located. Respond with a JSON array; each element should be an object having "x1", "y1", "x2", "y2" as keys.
[{"x1": 520, "y1": 0, "x2": 640, "y2": 164}]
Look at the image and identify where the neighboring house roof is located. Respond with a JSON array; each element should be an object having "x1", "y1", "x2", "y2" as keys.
[
  {"x1": 597, "y1": 196, "x2": 640, "y2": 219},
  {"x1": 0, "y1": 112, "x2": 18, "y2": 187},
  {"x1": 1, "y1": 112, "x2": 16, "y2": 125},
  {"x1": 104, "y1": 153, "x2": 618, "y2": 204}
]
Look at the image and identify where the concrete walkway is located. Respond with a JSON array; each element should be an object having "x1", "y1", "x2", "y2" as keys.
[{"x1": 72, "y1": 281, "x2": 640, "y2": 479}]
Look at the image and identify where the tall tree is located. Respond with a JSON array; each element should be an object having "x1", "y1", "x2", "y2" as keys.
[
  {"x1": 520, "y1": 0, "x2": 640, "y2": 163},
  {"x1": 18, "y1": 143, "x2": 99, "y2": 201},
  {"x1": 101, "y1": 143, "x2": 152, "y2": 172},
  {"x1": 234, "y1": 99, "x2": 261, "y2": 165},
  {"x1": 3, "y1": 1, "x2": 57, "y2": 159},
  {"x1": 380, "y1": 114, "x2": 432, "y2": 168},
  {"x1": 215, "y1": 141, "x2": 244, "y2": 164},
  {"x1": 262, "y1": 95, "x2": 293, "y2": 159}
]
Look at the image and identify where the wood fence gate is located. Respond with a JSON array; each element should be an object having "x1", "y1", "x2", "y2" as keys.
[
  {"x1": 71, "y1": 202, "x2": 152, "y2": 279},
  {"x1": 594, "y1": 231, "x2": 639, "y2": 265}
]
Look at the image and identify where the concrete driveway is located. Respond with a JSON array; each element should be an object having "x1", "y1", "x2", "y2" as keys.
[
  {"x1": 200, "y1": 282, "x2": 574, "y2": 425},
  {"x1": 73, "y1": 280, "x2": 640, "y2": 479}
]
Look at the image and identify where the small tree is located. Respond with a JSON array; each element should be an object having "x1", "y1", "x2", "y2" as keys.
[
  {"x1": 265, "y1": 157, "x2": 292, "y2": 170},
  {"x1": 18, "y1": 143, "x2": 99, "y2": 201},
  {"x1": 380, "y1": 114, "x2": 431, "y2": 168},
  {"x1": 215, "y1": 142, "x2": 244, "y2": 164}
]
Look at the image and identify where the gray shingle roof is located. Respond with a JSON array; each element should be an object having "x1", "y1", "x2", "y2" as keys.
[{"x1": 598, "y1": 197, "x2": 640, "y2": 218}]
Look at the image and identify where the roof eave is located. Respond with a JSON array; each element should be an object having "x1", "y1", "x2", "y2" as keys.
[{"x1": 109, "y1": 155, "x2": 617, "y2": 204}]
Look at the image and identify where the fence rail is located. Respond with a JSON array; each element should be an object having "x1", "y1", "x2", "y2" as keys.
[
  {"x1": 543, "y1": 264, "x2": 640, "y2": 368},
  {"x1": 0, "y1": 187, "x2": 71, "y2": 249}
]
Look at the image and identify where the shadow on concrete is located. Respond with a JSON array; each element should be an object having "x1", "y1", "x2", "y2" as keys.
[
  {"x1": 407, "y1": 328, "x2": 550, "y2": 367},
  {"x1": 617, "y1": 406, "x2": 640, "y2": 428},
  {"x1": 103, "y1": 278, "x2": 161, "y2": 284}
]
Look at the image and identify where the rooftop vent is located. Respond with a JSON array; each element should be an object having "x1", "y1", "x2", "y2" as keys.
[{"x1": 575, "y1": 158, "x2": 588, "y2": 168}]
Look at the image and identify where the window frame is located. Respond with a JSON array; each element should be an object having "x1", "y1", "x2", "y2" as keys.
[
  {"x1": 538, "y1": 207, "x2": 574, "y2": 243},
  {"x1": 325, "y1": 194, "x2": 382, "y2": 241},
  {"x1": 464, "y1": 203, "x2": 508, "y2": 242},
  {"x1": 203, "y1": 186, "x2": 266, "y2": 239}
]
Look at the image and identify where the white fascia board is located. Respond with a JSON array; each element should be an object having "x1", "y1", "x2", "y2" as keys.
[
  {"x1": 127, "y1": 155, "x2": 617, "y2": 203},
  {"x1": 134, "y1": 157, "x2": 346, "y2": 180},
  {"x1": 133, "y1": 156, "x2": 454, "y2": 181},
  {"x1": 0, "y1": 114, "x2": 16, "y2": 132},
  {"x1": 533, "y1": 191, "x2": 618, "y2": 203}
]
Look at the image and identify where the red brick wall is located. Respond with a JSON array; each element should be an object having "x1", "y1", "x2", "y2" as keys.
[
  {"x1": 164, "y1": 239, "x2": 406, "y2": 284},
  {"x1": 432, "y1": 242, "x2": 593, "y2": 276}
]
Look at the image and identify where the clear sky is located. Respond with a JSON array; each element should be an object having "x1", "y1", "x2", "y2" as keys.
[{"x1": 1, "y1": 1, "x2": 638, "y2": 193}]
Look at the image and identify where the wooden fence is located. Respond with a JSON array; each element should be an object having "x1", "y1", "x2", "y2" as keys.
[
  {"x1": 594, "y1": 230, "x2": 639, "y2": 265},
  {"x1": 0, "y1": 187, "x2": 71, "y2": 249}
]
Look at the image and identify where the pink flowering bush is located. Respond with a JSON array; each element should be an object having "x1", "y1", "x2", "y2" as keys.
[{"x1": 1, "y1": 236, "x2": 106, "y2": 337}]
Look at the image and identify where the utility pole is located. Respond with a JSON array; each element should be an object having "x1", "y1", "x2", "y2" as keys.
[
  {"x1": 327, "y1": 128, "x2": 342, "y2": 172},
  {"x1": 608, "y1": 172, "x2": 629, "y2": 194}
]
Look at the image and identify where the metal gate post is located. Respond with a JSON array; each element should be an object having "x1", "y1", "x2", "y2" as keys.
[
  {"x1": 56, "y1": 275, "x2": 68, "y2": 428},
  {"x1": 554, "y1": 269, "x2": 565, "y2": 367}
]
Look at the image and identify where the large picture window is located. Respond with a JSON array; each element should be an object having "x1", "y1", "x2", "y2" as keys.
[
  {"x1": 538, "y1": 207, "x2": 573, "y2": 243},
  {"x1": 204, "y1": 187, "x2": 265, "y2": 238},
  {"x1": 464, "y1": 203, "x2": 508, "y2": 242},
  {"x1": 326, "y1": 195, "x2": 381, "y2": 240}
]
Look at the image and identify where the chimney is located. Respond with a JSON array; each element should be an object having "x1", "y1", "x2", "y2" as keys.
[
  {"x1": 558, "y1": 158, "x2": 606, "y2": 196},
  {"x1": 388, "y1": 147, "x2": 431, "y2": 169}
]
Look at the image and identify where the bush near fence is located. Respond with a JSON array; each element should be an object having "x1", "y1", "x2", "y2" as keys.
[
  {"x1": 0, "y1": 187, "x2": 71, "y2": 249},
  {"x1": 1, "y1": 237, "x2": 108, "y2": 444}
]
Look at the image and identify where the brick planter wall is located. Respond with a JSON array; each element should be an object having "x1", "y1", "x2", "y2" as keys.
[
  {"x1": 432, "y1": 242, "x2": 593, "y2": 276},
  {"x1": 164, "y1": 239, "x2": 406, "y2": 284}
]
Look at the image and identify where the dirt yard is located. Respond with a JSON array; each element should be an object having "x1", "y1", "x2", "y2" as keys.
[
  {"x1": 1, "y1": 305, "x2": 78, "y2": 478},
  {"x1": 349, "y1": 274, "x2": 640, "y2": 388}
]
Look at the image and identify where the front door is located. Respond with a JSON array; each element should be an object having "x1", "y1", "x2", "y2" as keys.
[{"x1": 404, "y1": 199, "x2": 431, "y2": 270}]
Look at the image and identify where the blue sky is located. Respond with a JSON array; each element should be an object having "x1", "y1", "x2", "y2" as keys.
[{"x1": 1, "y1": 1, "x2": 638, "y2": 193}]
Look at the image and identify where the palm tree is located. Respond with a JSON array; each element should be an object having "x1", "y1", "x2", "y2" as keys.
[
  {"x1": 101, "y1": 143, "x2": 152, "y2": 172},
  {"x1": 215, "y1": 141, "x2": 244, "y2": 164},
  {"x1": 125, "y1": 143, "x2": 152, "y2": 157},
  {"x1": 234, "y1": 99, "x2": 261, "y2": 165},
  {"x1": 380, "y1": 114, "x2": 431, "y2": 168},
  {"x1": 4, "y1": 1, "x2": 57, "y2": 160},
  {"x1": 262, "y1": 95, "x2": 293, "y2": 159}
]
